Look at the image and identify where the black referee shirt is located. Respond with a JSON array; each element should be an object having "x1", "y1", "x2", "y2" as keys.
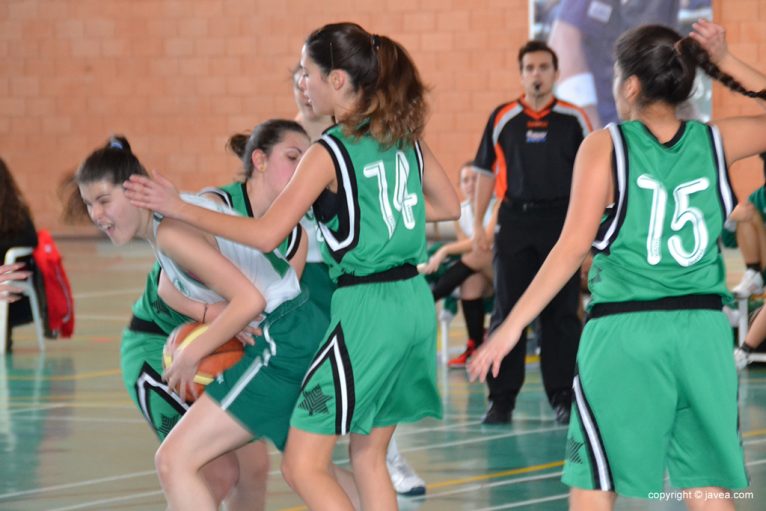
[{"x1": 474, "y1": 96, "x2": 591, "y2": 202}]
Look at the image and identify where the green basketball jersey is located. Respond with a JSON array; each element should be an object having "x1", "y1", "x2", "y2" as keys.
[
  {"x1": 314, "y1": 125, "x2": 427, "y2": 280},
  {"x1": 588, "y1": 121, "x2": 736, "y2": 305},
  {"x1": 130, "y1": 262, "x2": 190, "y2": 334}
]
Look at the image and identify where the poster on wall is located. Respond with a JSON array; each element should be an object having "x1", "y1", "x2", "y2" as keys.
[{"x1": 531, "y1": 0, "x2": 712, "y2": 128}]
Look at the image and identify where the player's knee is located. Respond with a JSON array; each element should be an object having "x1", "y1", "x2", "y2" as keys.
[
  {"x1": 201, "y1": 454, "x2": 239, "y2": 503},
  {"x1": 154, "y1": 442, "x2": 176, "y2": 485}
]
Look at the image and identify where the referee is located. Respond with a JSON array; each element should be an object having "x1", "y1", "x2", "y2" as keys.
[{"x1": 471, "y1": 40, "x2": 591, "y2": 425}]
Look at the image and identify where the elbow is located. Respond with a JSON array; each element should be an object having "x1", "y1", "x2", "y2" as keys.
[
  {"x1": 447, "y1": 198, "x2": 461, "y2": 221},
  {"x1": 249, "y1": 231, "x2": 281, "y2": 252}
]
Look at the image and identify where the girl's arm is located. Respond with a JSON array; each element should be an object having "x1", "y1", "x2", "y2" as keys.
[
  {"x1": 468, "y1": 129, "x2": 613, "y2": 381},
  {"x1": 714, "y1": 113, "x2": 766, "y2": 166},
  {"x1": 156, "y1": 218, "x2": 266, "y2": 400},
  {"x1": 158, "y1": 270, "x2": 210, "y2": 323},
  {"x1": 421, "y1": 141, "x2": 461, "y2": 222},
  {"x1": 691, "y1": 19, "x2": 766, "y2": 110},
  {"x1": 124, "y1": 145, "x2": 336, "y2": 252},
  {"x1": 422, "y1": 220, "x2": 471, "y2": 274}
]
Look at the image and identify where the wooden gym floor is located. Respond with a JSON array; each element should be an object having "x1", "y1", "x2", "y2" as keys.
[{"x1": 0, "y1": 238, "x2": 765, "y2": 510}]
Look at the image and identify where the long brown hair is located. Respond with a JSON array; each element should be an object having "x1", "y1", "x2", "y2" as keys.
[
  {"x1": 0, "y1": 158, "x2": 33, "y2": 237},
  {"x1": 615, "y1": 25, "x2": 766, "y2": 107},
  {"x1": 304, "y1": 22, "x2": 428, "y2": 148}
]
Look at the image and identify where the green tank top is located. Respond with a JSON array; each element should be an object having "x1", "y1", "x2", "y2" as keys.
[
  {"x1": 313, "y1": 124, "x2": 427, "y2": 280},
  {"x1": 588, "y1": 120, "x2": 735, "y2": 305},
  {"x1": 131, "y1": 262, "x2": 190, "y2": 334}
]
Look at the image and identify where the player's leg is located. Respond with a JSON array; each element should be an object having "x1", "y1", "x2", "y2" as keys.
[
  {"x1": 569, "y1": 488, "x2": 616, "y2": 511},
  {"x1": 683, "y1": 488, "x2": 735, "y2": 511},
  {"x1": 281, "y1": 428, "x2": 354, "y2": 511},
  {"x1": 225, "y1": 441, "x2": 270, "y2": 511},
  {"x1": 154, "y1": 394, "x2": 252, "y2": 511},
  {"x1": 350, "y1": 426, "x2": 397, "y2": 511}
]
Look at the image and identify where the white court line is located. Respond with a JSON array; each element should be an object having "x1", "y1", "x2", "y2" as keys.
[
  {"x1": 77, "y1": 314, "x2": 130, "y2": 322},
  {"x1": 321, "y1": 425, "x2": 568, "y2": 470},
  {"x1": 474, "y1": 493, "x2": 569, "y2": 510},
  {"x1": 8, "y1": 404, "x2": 67, "y2": 415},
  {"x1": 426, "y1": 447, "x2": 766, "y2": 507},
  {"x1": 47, "y1": 490, "x2": 163, "y2": 511},
  {"x1": 11, "y1": 447, "x2": 766, "y2": 510},
  {"x1": 0, "y1": 470, "x2": 156, "y2": 500},
  {"x1": 73, "y1": 288, "x2": 144, "y2": 299},
  {"x1": 12, "y1": 415, "x2": 145, "y2": 424},
  {"x1": 427, "y1": 471, "x2": 563, "y2": 500}
]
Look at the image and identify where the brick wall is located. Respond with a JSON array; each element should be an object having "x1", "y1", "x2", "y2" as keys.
[{"x1": 0, "y1": 0, "x2": 763, "y2": 234}]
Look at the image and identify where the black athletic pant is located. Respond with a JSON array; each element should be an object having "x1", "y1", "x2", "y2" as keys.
[{"x1": 485, "y1": 202, "x2": 581, "y2": 410}]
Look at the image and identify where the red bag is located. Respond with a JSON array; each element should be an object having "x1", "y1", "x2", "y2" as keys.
[{"x1": 32, "y1": 230, "x2": 75, "y2": 338}]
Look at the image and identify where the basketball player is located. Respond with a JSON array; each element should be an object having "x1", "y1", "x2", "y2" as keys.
[
  {"x1": 469, "y1": 19, "x2": 766, "y2": 510},
  {"x1": 73, "y1": 125, "x2": 330, "y2": 510},
  {"x1": 124, "y1": 22, "x2": 460, "y2": 511}
]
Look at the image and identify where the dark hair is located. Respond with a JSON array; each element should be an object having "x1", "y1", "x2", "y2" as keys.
[
  {"x1": 616, "y1": 25, "x2": 766, "y2": 108},
  {"x1": 75, "y1": 135, "x2": 148, "y2": 186},
  {"x1": 304, "y1": 22, "x2": 428, "y2": 147},
  {"x1": 226, "y1": 132, "x2": 249, "y2": 159},
  {"x1": 63, "y1": 136, "x2": 148, "y2": 223},
  {"x1": 0, "y1": 157, "x2": 33, "y2": 237},
  {"x1": 518, "y1": 40, "x2": 558, "y2": 71},
  {"x1": 233, "y1": 119, "x2": 308, "y2": 179}
]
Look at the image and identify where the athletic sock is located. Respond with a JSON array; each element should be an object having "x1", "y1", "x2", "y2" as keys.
[
  {"x1": 461, "y1": 298, "x2": 486, "y2": 348},
  {"x1": 431, "y1": 260, "x2": 475, "y2": 301}
]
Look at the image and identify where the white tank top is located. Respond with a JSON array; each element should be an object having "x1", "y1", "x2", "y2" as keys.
[
  {"x1": 151, "y1": 194, "x2": 301, "y2": 326},
  {"x1": 458, "y1": 197, "x2": 495, "y2": 238},
  {"x1": 300, "y1": 210, "x2": 325, "y2": 263}
]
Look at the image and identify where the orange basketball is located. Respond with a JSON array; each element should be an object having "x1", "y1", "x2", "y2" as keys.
[{"x1": 163, "y1": 322, "x2": 244, "y2": 402}]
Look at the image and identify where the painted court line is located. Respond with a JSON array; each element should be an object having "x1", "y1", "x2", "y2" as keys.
[
  {"x1": 0, "y1": 470, "x2": 156, "y2": 500},
  {"x1": 47, "y1": 490, "x2": 164, "y2": 511},
  {"x1": 474, "y1": 493, "x2": 570, "y2": 510},
  {"x1": 73, "y1": 288, "x2": 144, "y2": 299},
  {"x1": 77, "y1": 314, "x2": 130, "y2": 322}
]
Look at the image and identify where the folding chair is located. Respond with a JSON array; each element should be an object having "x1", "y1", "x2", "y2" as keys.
[{"x1": 0, "y1": 247, "x2": 45, "y2": 355}]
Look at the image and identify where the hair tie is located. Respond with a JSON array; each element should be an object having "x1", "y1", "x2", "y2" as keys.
[
  {"x1": 109, "y1": 138, "x2": 123, "y2": 150},
  {"x1": 370, "y1": 34, "x2": 380, "y2": 51}
]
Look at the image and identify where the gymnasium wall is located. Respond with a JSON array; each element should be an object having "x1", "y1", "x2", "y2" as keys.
[{"x1": 0, "y1": 0, "x2": 763, "y2": 235}]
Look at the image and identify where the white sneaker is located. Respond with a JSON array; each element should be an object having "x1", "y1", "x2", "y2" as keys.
[
  {"x1": 723, "y1": 305, "x2": 741, "y2": 327},
  {"x1": 732, "y1": 269, "x2": 764, "y2": 298},
  {"x1": 734, "y1": 346, "x2": 751, "y2": 371},
  {"x1": 387, "y1": 452, "x2": 426, "y2": 497}
]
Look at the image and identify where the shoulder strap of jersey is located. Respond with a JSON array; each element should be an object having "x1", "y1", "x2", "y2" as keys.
[
  {"x1": 592, "y1": 123, "x2": 629, "y2": 253},
  {"x1": 707, "y1": 124, "x2": 736, "y2": 218},
  {"x1": 197, "y1": 186, "x2": 233, "y2": 208}
]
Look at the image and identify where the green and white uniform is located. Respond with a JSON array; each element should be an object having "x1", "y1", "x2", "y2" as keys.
[
  {"x1": 300, "y1": 211, "x2": 335, "y2": 320},
  {"x1": 121, "y1": 263, "x2": 191, "y2": 440},
  {"x1": 291, "y1": 124, "x2": 441, "y2": 436},
  {"x1": 153, "y1": 194, "x2": 325, "y2": 450},
  {"x1": 562, "y1": 121, "x2": 747, "y2": 497}
]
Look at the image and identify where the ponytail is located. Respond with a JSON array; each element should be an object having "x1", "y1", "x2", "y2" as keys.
[
  {"x1": 678, "y1": 37, "x2": 766, "y2": 101},
  {"x1": 305, "y1": 22, "x2": 428, "y2": 148}
]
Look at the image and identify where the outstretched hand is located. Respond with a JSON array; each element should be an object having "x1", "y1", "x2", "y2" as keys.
[
  {"x1": 123, "y1": 171, "x2": 183, "y2": 218},
  {"x1": 467, "y1": 324, "x2": 522, "y2": 382},
  {"x1": 690, "y1": 19, "x2": 727, "y2": 64}
]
